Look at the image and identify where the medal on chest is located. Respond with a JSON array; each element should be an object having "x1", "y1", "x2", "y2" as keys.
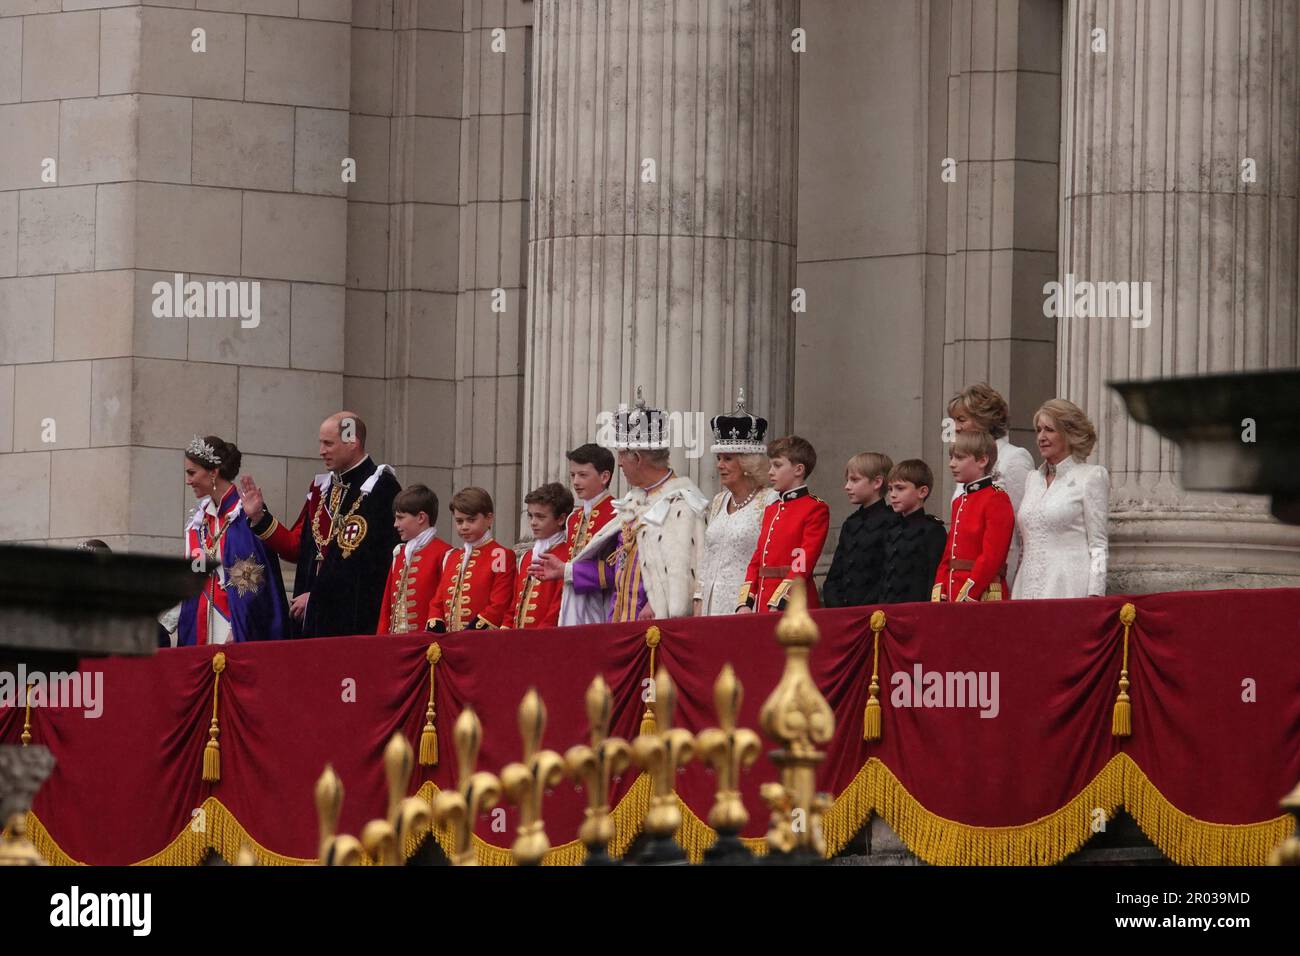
[
  {"x1": 337, "y1": 515, "x2": 369, "y2": 557},
  {"x1": 313, "y1": 479, "x2": 372, "y2": 562}
]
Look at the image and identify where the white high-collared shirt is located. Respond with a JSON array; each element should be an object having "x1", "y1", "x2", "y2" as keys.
[
  {"x1": 530, "y1": 529, "x2": 566, "y2": 563},
  {"x1": 1012, "y1": 456, "x2": 1110, "y2": 599},
  {"x1": 461, "y1": 531, "x2": 492, "y2": 559},
  {"x1": 444, "y1": 531, "x2": 493, "y2": 572},
  {"x1": 403, "y1": 526, "x2": 437, "y2": 562}
]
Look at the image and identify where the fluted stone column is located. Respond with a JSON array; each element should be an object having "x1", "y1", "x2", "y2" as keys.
[
  {"x1": 1059, "y1": 0, "x2": 1300, "y2": 591},
  {"x1": 521, "y1": 0, "x2": 800, "y2": 499}
]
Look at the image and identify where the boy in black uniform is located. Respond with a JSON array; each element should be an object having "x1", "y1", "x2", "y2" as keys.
[
  {"x1": 821, "y1": 451, "x2": 896, "y2": 608},
  {"x1": 879, "y1": 459, "x2": 947, "y2": 604}
]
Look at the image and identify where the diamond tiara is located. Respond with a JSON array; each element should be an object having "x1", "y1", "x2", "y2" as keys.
[{"x1": 186, "y1": 435, "x2": 221, "y2": 468}]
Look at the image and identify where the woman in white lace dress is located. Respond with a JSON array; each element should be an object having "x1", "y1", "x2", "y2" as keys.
[
  {"x1": 1013, "y1": 399, "x2": 1110, "y2": 599},
  {"x1": 694, "y1": 393, "x2": 778, "y2": 616}
]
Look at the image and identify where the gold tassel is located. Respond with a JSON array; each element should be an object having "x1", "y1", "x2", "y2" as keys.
[
  {"x1": 419, "y1": 643, "x2": 441, "y2": 766},
  {"x1": 639, "y1": 626, "x2": 661, "y2": 736},
  {"x1": 1112, "y1": 603, "x2": 1135, "y2": 737},
  {"x1": 21, "y1": 682, "x2": 33, "y2": 746},
  {"x1": 203, "y1": 652, "x2": 226, "y2": 783},
  {"x1": 864, "y1": 611, "x2": 886, "y2": 741}
]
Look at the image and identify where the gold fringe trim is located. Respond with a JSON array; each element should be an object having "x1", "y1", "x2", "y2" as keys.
[
  {"x1": 395, "y1": 773, "x2": 656, "y2": 865},
  {"x1": 673, "y1": 792, "x2": 768, "y2": 864},
  {"x1": 25, "y1": 754, "x2": 1292, "y2": 866},
  {"x1": 26, "y1": 797, "x2": 316, "y2": 867},
  {"x1": 822, "y1": 753, "x2": 1293, "y2": 866}
]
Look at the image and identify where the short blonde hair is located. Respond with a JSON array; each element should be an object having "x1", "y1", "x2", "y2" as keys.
[
  {"x1": 738, "y1": 453, "x2": 770, "y2": 490},
  {"x1": 715, "y1": 452, "x2": 770, "y2": 493},
  {"x1": 846, "y1": 452, "x2": 893, "y2": 482},
  {"x1": 948, "y1": 383, "x2": 1010, "y2": 438},
  {"x1": 1034, "y1": 399, "x2": 1097, "y2": 460},
  {"x1": 949, "y1": 430, "x2": 998, "y2": 469}
]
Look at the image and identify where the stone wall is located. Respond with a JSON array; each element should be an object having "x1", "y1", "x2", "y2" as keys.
[
  {"x1": 0, "y1": 0, "x2": 533, "y2": 552},
  {"x1": 796, "y1": 0, "x2": 1061, "y2": 566}
]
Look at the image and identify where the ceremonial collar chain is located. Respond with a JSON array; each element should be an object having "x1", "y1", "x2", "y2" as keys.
[
  {"x1": 312, "y1": 479, "x2": 373, "y2": 558},
  {"x1": 198, "y1": 510, "x2": 235, "y2": 568}
]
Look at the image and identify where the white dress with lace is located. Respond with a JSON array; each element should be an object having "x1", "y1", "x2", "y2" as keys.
[
  {"x1": 1012, "y1": 457, "x2": 1110, "y2": 599},
  {"x1": 695, "y1": 488, "x2": 779, "y2": 616}
]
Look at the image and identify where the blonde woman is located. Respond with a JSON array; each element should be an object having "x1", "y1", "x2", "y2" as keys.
[
  {"x1": 1013, "y1": 399, "x2": 1110, "y2": 599},
  {"x1": 694, "y1": 395, "x2": 778, "y2": 616}
]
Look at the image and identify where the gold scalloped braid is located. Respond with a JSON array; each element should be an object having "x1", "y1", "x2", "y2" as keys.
[
  {"x1": 26, "y1": 797, "x2": 315, "y2": 867},
  {"x1": 822, "y1": 753, "x2": 1293, "y2": 866},
  {"x1": 673, "y1": 793, "x2": 768, "y2": 863},
  {"x1": 403, "y1": 773, "x2": 656, "y2": 866},
  {"x1": 25, "y1": 755, "x2": 1293, "y2": 866}
]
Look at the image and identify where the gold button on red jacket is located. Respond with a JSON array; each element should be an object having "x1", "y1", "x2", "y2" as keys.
[
  {"x1": 426, "y1": 540, "x2": 517, "y2": 632},
  {"x1": 377, "y1": 536, "x2": 452, "y2": 634},
  {"x1": 739, "y1": 485, "x2": 830, "y2": 612},
  {"x1": 932, "y1": 475, "x2": 1014, "y2": 603}
]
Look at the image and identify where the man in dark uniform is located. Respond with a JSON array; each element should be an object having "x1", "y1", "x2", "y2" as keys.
[{"x1": 238, "y1": 411, "x2": 401, "y2": 637}]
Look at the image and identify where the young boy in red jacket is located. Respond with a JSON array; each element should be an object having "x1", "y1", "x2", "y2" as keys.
[
  {"x1": 738, "y1": 435, "x2": 831, "y2": 612},
  {"x1": 507, "y1": 482, "x2": 574, "y2": 629},
  {"x1": 932, "y1": 431, "x2": 1014, "y2": 602},
  {"x1": 376, "y1": 484, "x2": 452, "y2": 634},
  {"x1": 426, "y1": 487, "x2": 516, "y2": 631}
]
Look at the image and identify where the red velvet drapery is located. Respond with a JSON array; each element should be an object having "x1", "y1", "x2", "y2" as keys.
[{"x1": 4, "y1": 588, "x2": 1297, "y2": 865}]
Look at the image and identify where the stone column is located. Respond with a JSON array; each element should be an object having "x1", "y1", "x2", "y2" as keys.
[
  {"x1": 0, "y1": 2, "x2": 350, "y2": 554},
  {"x1": 521, "y1": 0, "x2": 800, "y2": 498},
  {"x1": 1059, "y1": 0, "x2": 1300, "y2": 591},
  {"x1": 937, "y1": 0, "x2": 1062, "y2": 499}
]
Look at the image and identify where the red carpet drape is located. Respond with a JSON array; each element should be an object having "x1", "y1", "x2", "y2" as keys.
[{"x1": 3, "y1": 588, "x2": 1297, "y2": 865}]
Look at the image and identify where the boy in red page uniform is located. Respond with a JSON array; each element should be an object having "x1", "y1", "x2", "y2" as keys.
[
  {"x1": 557, "y1": 443, "x2": 618, "y2": 626},
  {"x1": 426, "y1": 487, "x2": 516, "y2": 632},
  {"x1": 376, "y1": 485, "x2": 452, "y2": 634},
  {"x1": 565, "y1": 443, "x2": 617, "y2": 554},
  {"x1": 932, "y1": 431, "x2": 1014, "y2": 602},
  {"x1": 507, "y1": 482, "x2": 574, "y2": 629},
  {"x1": 738, "y1": 435, "x2": 831, "y2": 612}
]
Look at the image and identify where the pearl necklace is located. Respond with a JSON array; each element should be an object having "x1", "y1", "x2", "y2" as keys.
[{"x1": 730, "y1": 487, "x2": 760, "y2": 512}]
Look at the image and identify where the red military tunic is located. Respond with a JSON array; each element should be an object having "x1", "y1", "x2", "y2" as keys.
[
  {"x1": 932, "y1": 474, "x2": 1014, "y2": 602},
  {"x1": 426, "y1": 537, "x2": 517, "y2": 632},
  {"x1": 507, "y1": 533, "x2": 570, "y2": 629},
  {"x1": 259, "y1": 472, "x2": 332, "y2": 565},
  {"x1": 566, "y1": 491, "x2": 616, "y2": 555},
  {"x1": 739, "y1": 485, "x2": 831, "y2": 612},
  {"x1": 376, "y1": 531, "x2": 452, "y2": 634}
]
